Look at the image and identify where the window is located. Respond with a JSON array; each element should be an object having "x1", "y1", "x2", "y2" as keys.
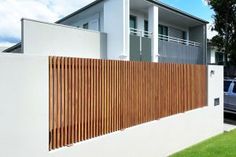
[
  {"x1": 216, "y1": 52, "x2": 224, "y2": 65},
  {"x1": 159, "y1": 25, "x2": 168, "y2": 36},
  {"x1": 83, "y1": 23, "x2": 89, "y2": 29},
  {"x1": 159, "y1": 25, "x2": 168, "y2": 41},
  {"x1": 182, "y1": 31, "x2": 187, "y2": 44},
  {"x1": 130, "y1": 15, "x2": 137, "y2": 35},
  {"x1": 130, "y1": 15, "x2": 137, "y2": 29},
  {"x1": 144, "y1": 20, "x2": 149, "y2": 37},
  {"x1": 182, "y1": 31, "x2": 187, "y2": 40},
  {"x1": 233, "y1": 83, "x2": 236, "y2": 93},
  {"x1": 224, "y1": 81, "x2": 231, "y2": 92}
]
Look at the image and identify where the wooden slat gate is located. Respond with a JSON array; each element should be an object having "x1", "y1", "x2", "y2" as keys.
[{"x1": 49, "y1": 56, "x2": 207, "y2": 150}]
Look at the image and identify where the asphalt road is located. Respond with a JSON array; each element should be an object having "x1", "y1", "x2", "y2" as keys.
[{"x1": 224, "y1": 112, "x2": 236, "y2": 125}]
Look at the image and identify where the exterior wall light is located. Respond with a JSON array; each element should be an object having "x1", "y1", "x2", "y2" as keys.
[{"x1": 210, "y1": 70, "x2": 215, "y2": 77}]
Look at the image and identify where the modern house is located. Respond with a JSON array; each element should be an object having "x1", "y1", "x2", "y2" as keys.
[
  {"x1": 0, "y1": 1, "x2": 223, "y2": 157},
  {"x1": 4, "y1": 0, "x2": 207, "y2": 64}
]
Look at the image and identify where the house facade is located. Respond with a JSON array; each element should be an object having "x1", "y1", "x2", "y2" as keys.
[{"x1": 4, "y1": 0, "x2": 208, "y2": 64}]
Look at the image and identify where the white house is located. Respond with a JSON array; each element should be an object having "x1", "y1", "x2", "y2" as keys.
[{"x1": 4, "y1": 0, "x2": 207, "y2": 64}]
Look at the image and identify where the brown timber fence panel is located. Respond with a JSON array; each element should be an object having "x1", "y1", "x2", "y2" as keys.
[{"x1": 49, "y1": 56, "x2": 207, "y2": 150}]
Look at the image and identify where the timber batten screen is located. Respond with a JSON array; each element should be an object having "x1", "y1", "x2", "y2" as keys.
[{"x1": 49, "y1": 56, "x2": 207, "y2": 150}]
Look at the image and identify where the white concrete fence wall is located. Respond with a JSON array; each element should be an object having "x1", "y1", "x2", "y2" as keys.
[
  {"x1": 0, "y1": 54, "x2": 223, "y2": 157},
  {"x1": 22, "y1": 19, "x2": 107, "y2": 59}
]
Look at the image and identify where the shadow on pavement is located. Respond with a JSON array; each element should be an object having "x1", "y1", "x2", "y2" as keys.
[{"x1": 224, "y1": 112, "x2": 236, "y2": 125}]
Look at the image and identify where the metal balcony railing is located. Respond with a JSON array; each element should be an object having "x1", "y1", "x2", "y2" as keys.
[
  {"x1": 158, "y1": 34, "x2": 201, "y2": 47},
  {"x1": 130, "y1": 28, "x2": 153, "y2": 38},
  {"x1": 129, "y1": 28, "x2": 201, "y2": 48}
]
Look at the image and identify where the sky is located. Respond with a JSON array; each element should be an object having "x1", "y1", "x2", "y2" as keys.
[{"x1": 0, "y1": 0, "x2": 217, "y2": 47}]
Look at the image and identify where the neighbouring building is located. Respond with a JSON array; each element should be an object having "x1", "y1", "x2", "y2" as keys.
[{"x1": 207, "y1": 41, "x2": 225, "y2": 65}]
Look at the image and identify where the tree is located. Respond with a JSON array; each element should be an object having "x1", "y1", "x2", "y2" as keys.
[{"x1": 207, "y1": 0, "x2": 236, "y2": 66}]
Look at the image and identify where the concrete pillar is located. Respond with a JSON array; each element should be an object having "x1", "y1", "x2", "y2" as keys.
[{"x1": 148, "y1": 5, "x2": 159, "y2": 62}]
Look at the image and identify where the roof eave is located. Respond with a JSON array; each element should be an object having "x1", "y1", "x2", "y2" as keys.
[
  {"x1": 56, "y1": 0, "x2": 208, "y2": 25},
  {"x1": 56, "y1": 0, "x2": 104, "y2": 24},
  {"x1": 3, "y1": 42, "x2": 21, "y2": 52},
  {"x1": 146, "y1": 0, "x2": 209, "y2": 24}
]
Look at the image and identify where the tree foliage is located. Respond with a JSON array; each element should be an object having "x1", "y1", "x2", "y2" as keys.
[{"x1": 207, "y1": 0, "x2": 236, "y2": 65}]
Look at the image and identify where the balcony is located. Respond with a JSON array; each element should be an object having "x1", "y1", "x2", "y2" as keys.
[
  {"x1": 130, "y1": 28, "x2": 153, "y2": 38},
  {"x1": 130, "y1": 28, "x2": 152, "y2": 62},
  {"x1": 158, "y1": 34, "x2": 203, "y2": 64},
  {"x1": 129, "y1": 28, "x2": 204, "y2": 64}
]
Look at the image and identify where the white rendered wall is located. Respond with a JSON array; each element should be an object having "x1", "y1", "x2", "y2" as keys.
[
  {"x1": 207, "y1": 65, "x2": 224, "y2": 113},
  {"x1": 0, "y1": 55, "x2": 223, "y2": 157},
  {"x1": 210, "y1": 50, "x2": 216, "y2": 64},
  {"x1": 0, "y1": 54, "x2": 49, "y2": 157},
  {"x1": 103, "y1": 0, "x2": 130, "y2": 60},
  {"x1": 22, "y1": 19, "x2": 107, "y2": 59}
]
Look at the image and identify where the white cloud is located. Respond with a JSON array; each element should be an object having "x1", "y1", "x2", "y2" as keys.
[
  {"x1": 201, "y1": 0, "x2": 208, "y2": 6},
  {"x1": 0, "y1": 0, "x2": 95, "y2": 44},
  {"x1": 207, "y1": 21, "x2": 218, "y2": 39}
]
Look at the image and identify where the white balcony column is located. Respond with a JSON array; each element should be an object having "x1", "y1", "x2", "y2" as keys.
[
  {"x1": 104, "y1": 0, "x2": 130, "y2": 60},
  {"x1": 148, "y1": 5, "x2": 159, "y2": 62},
  {"x1": 122, "y1": 0, "x2": 130, "y2": 60}
]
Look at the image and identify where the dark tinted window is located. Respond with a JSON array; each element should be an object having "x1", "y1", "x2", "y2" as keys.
[
  {"x1": 144, "y1": 20, "x2": 149, "y2": 37},
  {"x1": 130, "y1": 15, "x2": 137, "y2": 29},
  {"x1": 233, "y1": 82, "x2": 236, "y2": 93},
  {"x1": 159, "y1": 25, "x2": 168, "y2": 36},
  {"x1": 224, "y1": 81, "x2": 231, "y2": 92},
  {"x1": 182, "y1": 31, "x2": 187, "y2": 40},
  {"x1": 83, "y1": 23, "x2": 89, "y2": 29}
]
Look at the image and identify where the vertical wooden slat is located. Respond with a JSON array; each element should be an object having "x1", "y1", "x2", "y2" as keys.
[
  {"x1": 53, "y1": 57, "x2": 58, "y2": 149},
  {"x1": 86, "y1": 59, "x2": 91, "y2": 139},
  {"x1": 75, "y1": 58, "x2": 78, "y2": 142},
  {"x1": 49, "y1": 57, "x2": 53, "y2": 150},
  {"x1": 97, "y1": 59, "x2": 100, "y2": 137},
  {"x1": 81, "y1": 59, "x2": 85, "y2": 141},
  {"x1": 64, "y1": 58, "x2": 68, "y2": 145},
  {"x1": 68, "y1": 58, "x2": 71, "y2": 145},
  {"x1": 97, "y1": 60, "x2": 101, "y2": 136},
  {"x1": 57, "y1": 57, "x2": 61, "y2": 148},
  {"x1": 71, "y1": 58, "x2": 75, "y2": 144},
  {"x1": 78, "y1": 58, "x2": 81, "y2": 142},
  {"x1": 92, "y1": 60, "x2": 98, "y2": 137},
  {"x1": 61, "y1": 58, "x2": 65, "y2": 146},
  {"x1": 91, "y1": 60, "x2": 94, "y2": 138},
  {"x1": 84, "y1": 59, "x2": 88, "y2": 140}
]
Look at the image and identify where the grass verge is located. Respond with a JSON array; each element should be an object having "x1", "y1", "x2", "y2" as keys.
[{"x1": 170, "y1": 129, "x2": 236, "y2": 157}]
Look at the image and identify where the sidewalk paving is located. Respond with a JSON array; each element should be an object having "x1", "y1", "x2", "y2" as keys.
[{"x1": 224, "y1": 123, "x2": 236, "y2": 132}]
